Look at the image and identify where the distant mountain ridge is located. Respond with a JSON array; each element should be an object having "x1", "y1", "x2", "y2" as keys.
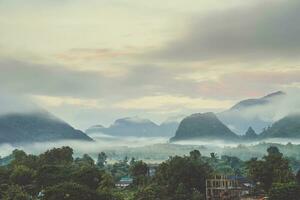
[
  {"x1": 170, "y1": 112, "x2": 239, "y2": 141},
  {"x1": 260, "y1": 114, "x2": 300, "y2": 138},
  {"x1": 218, "y1": 91, "x2": 286, "y2": 134},
  {"x1": 86, "y1": 117, "x2": 179, "y2": 137},
  {"x1": 0, "y1": 110, "x2": 93, "y2": 144},
  {"x1": 229, "y1": 91, "x2": 285, "y2": 111}
]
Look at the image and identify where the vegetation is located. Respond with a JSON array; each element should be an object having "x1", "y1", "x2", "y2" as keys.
[{"x1": 0, "y1": 145, "x2": 299, "y2": 199}]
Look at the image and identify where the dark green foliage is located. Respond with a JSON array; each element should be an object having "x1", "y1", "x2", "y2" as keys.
[
  {"x1": 0, "y1": 166, "x2": 10, "y2": 185},
  {"x1": 75, "y1": 154, "x2": 95, "y2": 167},
  {"x1": 109, "y1": 158, "x2": 130, "y2": 181},
  {"x1": 97, "y1": 152, "x2": 107, "y2": 168},
  {"x1": 36, "y1": 165, "x2": 71, "y2": 188},
  {"x1": 296, "y1": 170, "x2": 300, "y2": 185},
  {"x1": 269, "y1": 182, "x2": 300, "y2": 200},
  {"x1": 39, "y1": 146, "x2": 73, "y2": 165},
  {"x1": 71, "y1": 166, "x2": 102, "y2": 190},
  {"x1": 42, "y1": 182, "x2": 101, "y2": 200},
  {"x1": 152, "y1": 151, "x2": 213, "y2": 200},
  {"x1": 2, "y1": 185, "x2": 31, "y2": 200},
  {"x1": 1, "y1": 144, "x2": 299, "y2": 200},
  {"x1": 130, "y1": 161, "x2": 148, "y2": 177},
  {"x1": 190, "y1": 150, "x2": 201, "y2": 160},
  {"x1": 246, "y1": 146, "x2": 294, "y2": 192},
  {"x1": 9, "y1": 165, "x2": 35, "y2": 186},
  {"x1": 130, "y1": 161, "x2": 149, "y2": 186}
]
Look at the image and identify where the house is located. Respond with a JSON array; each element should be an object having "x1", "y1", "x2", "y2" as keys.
[
  {"x1": 206, "y1": 175, "x2": 254, "y2": 200},
  {"x1": 115, "y1": 176, "x2": 133, "y2": 188}
]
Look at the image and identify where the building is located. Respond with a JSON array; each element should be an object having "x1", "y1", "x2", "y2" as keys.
[
  {"x1": 206, "y1": 175, "x2": 253, "y2": 200},
  {"x1": 115, "y1": 176, "x2": 133, "y2": 188}
]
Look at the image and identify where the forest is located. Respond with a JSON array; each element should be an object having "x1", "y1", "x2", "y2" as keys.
[{"x1": 0, "y1": 145, "x2": 300, "y2": 200}]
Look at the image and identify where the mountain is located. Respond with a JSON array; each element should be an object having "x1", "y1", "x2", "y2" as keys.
[
  {"x1": 85, "y1": 125, "x2": 105, "y2": 135},
  {"x1": 230, "y1": 91, "x2": 285, "y2": 110},
  {"x1": 241, "y1": 127, "x2": 258, "y2": 140},
  {"x1": 86, "y1": 117, "x2": 179, "y2": 137},
  {"x1": 218, "y1": 91, "x2": 285, "y2": 134},
  {"x1": 170, "y1": 112, "x2": 239, "y2": 141},
  {"x1": 261, "y1": 114, "x2": 300, "y2": 138},
  {"x1": 0, "y1": 111, "x2": 93, "y2": 144}
]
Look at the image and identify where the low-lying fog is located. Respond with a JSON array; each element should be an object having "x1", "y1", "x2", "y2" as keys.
[{"x1": 1, "y1": 134, "x2": 300, "y2": 162}]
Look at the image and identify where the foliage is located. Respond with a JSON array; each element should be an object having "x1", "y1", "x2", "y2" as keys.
[
  {"x1": 39, "y1": 146, "x2": 73, "y2": 165},
  {"x1": 151, "y1": 149, "x2": 213, "y2": 200},
  {"x1": 9, "y1": 165, "x2": 35, "y2": 186},
  {"x1": 97, "y1": 152, "x2": 107, "y2": 168},
  {"x1": 2, "y1": 185, "x2": 31, "y2": 200},
  {"x1": 269, "y1": 182, "x2": 300, "y2": 200},
  {"x1": 1, "y1": 145, "x2": 299, "y2": 200},
  {"x1": 246, "y1": 146, "x2": 295, "y2": 192},
  {"x1": 42, "y1": 182, "x2": 101, "y2": 200}
]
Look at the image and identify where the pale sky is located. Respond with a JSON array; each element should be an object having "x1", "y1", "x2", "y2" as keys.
[{"x1": 1, "y1": 0, "x2": 300, "y2": 129}]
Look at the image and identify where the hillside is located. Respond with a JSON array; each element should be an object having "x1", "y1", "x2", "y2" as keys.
[
  {"x1": 218, "y1": 91, "x2": 285, "y2": 134},
  {"x1": 261, "y1": 114, "x2": 300, "y2": 138},
  {"x1": 86, "y1": 117, "x2": 178, "y2": 137},
  {"x1": 170, "y1": 112, "x2": 239, "y2": 141},
  {"x1": 0, "y1": 111, "x2": 93, "y2": 144}
]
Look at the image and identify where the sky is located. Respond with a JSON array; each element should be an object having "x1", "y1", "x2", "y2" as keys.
[{"x1": 1, "y1": 0, "x2": 300, "y2": 130}]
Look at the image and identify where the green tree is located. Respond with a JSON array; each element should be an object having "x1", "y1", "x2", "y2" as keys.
[
  {"x1": 72, "y1": 166, "x2": 102, "y2": 190},
  {"x1": 134, "y1": 184, "x2": 159, "y2": 200},
  {"x1": 39, "y1": 146, "x2": 73, "y2": 165},
  {"x1": 97, "y1": 152, "x2": 107, "y2": 168},
  {"x1": 246, "y1": 146, "x2": 294, "y2": 192},
  {"x1": 130, "y1": 161, "x2": 148, "y2": 177},
  {"x1": 130, "y1": 161, "x2": 149, "y2": 186},
  {"x1": 153, "y1": 151, "x2": 213, "y2": 199},
  {"x1": 75, "y1": 154, "x2": 95, "y2": 167},
  {"x1": 269, "y1": 182, "x2": 300, "y2": 200},
  {"x1": 9, "y1": 165, "x2": 35, "y2": 186},
  {"x1": 10, "y1": 150, "x2": 39, "y2": 169},
  {"x1": 190, "y1": 150, "x2": 201, "y2": 160},
  {"x1": 36, "y1": 165, "x2": 71, "y2": 188},
  {"x1": 296, "y1": 170, "x2": 300, "y2": 185},
  {"x1": 2, "y1": 185, "x2": 31, "y2": 200},
  {"x1": 0, "y1": 166, "x2": 9, "y2": 185},
  {"x1": 42, "y1": 182, "x2": 101, "y2": 200}
]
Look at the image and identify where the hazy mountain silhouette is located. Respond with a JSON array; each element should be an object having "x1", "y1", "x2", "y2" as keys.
[{"x1": 170, "y1": 112, "x2": 238, "y2": 141}]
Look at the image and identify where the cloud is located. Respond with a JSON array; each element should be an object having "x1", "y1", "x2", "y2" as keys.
[
  {"x1": 0, "y1": 93, "x2": 39, "y2": 116},
  {"x1": 57, "y1": 48, "x2": 133, "y2": 61},
  {"x1": 152, "y1": 0, "x2": 300, "y2": 62},
  {"x1": 115, "y1": 95, "x2": 233, "y2": 110},
  {"x1": 231, "y1": 88, "x2": 300, "y2": 122},
  {"x1": 32, "y1": 95, "x2": 104, "y2": 109},
  {"x1": 194, "y1": 69, "x2": 300, "y2": 99}
]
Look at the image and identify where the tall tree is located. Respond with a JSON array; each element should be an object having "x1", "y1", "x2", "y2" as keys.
[{"x1": 246, "y1": 146, "x2": 294, "y2": 192}]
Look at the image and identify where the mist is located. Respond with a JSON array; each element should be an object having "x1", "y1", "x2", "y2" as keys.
[
  {"x1": 0, "y1": 93, "x2": 40, "y2": 116},
  {"x1": 0, "y1": 136, "x2": 168, "y2": 158},
  {"x1": 2, "y1": 135, "x2": 300, "y2": 162},
  {"x1": 238, "y1": 89, "x2": 300, "y2": 122}
]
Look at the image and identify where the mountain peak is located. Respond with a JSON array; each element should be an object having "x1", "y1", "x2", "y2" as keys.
[
  {"x1": 229, "y1": 91, "x2": 285, "y2": 111},
  {"x1": 262, "y1": 91, "x2": 285, "y2": 99},
  {"x1": 243, "y1": 126, "x2": 257, "y2": 139},
  {"x1": 0, "y1": 111, "x2": 93, "y2": 144},
  {"x1": 171, "y1": 112, "x2": 238, "y2": 141}
]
